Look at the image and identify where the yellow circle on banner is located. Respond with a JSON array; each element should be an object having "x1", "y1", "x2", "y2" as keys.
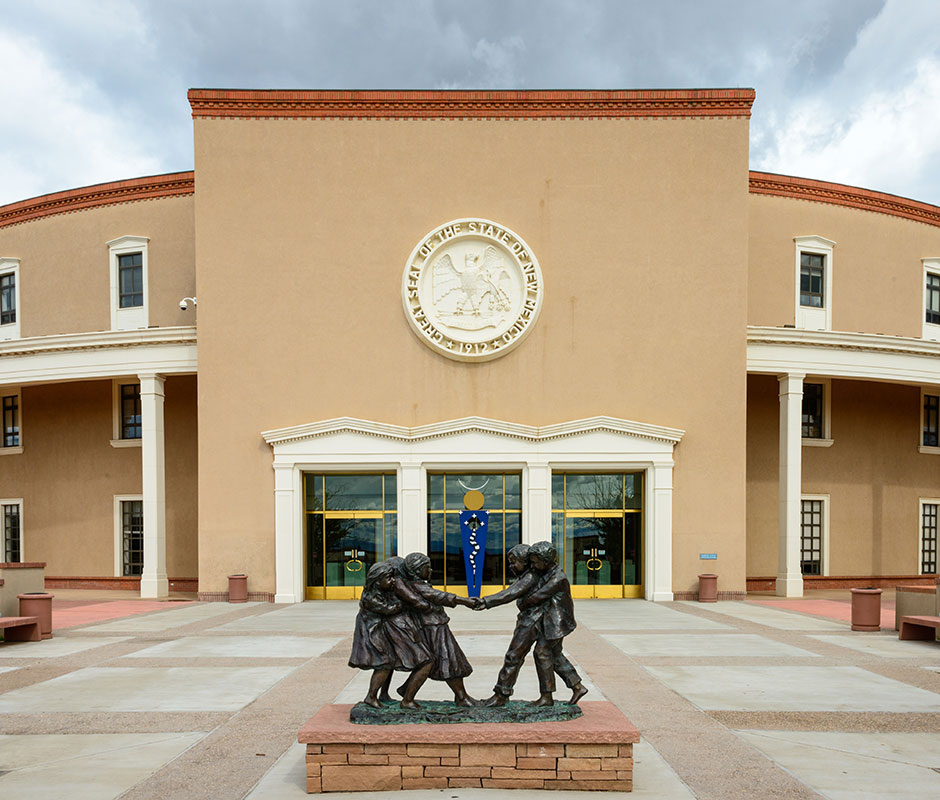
[{"x1": 463, "y1": 490, "x2": 485, "y2": 510}]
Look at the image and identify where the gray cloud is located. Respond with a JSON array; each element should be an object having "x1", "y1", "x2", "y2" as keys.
[{"x1": 2, "y1": 0, "x2": 939, "y2": 205}]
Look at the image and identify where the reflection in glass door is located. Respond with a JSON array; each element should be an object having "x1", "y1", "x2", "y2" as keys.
[
  {"x1": 551, "y1": 473, "x2": 643, "y2": 598},
  {"x1": 305, "y1": 473, "x2": 397, "y2": 599}
]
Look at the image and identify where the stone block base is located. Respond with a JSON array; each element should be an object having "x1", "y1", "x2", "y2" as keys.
[{"x1": 299, "y1": 701, "x2": 638, "y2": 793}]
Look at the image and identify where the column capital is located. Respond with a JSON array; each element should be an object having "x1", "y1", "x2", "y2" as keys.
[{"x1": 138, "y1": 373, "x2": 166, "y2": 393}]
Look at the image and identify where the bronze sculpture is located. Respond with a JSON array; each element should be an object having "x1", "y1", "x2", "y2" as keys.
[{"x1": 349, "y1": 544, "x2": 585, "y2": 712}]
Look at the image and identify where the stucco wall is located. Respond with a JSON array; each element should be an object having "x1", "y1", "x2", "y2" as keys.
[
  {"x1": 0, "y1": 376, "x2": 198, "y2": 577},
  {"x1": 194, "y1": 114, "x2": 751, "y2": 594},
  {"x1": 746, "y1": 373, "x2": 940, "y2": 577},
  {"x1": 0, "y1": 195, "x2": 195, "y2": 337},
  {"x1": 748, "y1": 193, "x2": 940, "y2": 336}
]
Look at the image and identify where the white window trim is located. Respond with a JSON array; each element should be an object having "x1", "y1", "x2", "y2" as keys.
[
  {"x1": 0, "y1": 386, "x2": 23, "y2": 455},
  {"x1": 0, "y1": 257, "x2": 21, "y2": 341},
  {"x1": 114, "y1": 494, "x2": 143, "y2": 577},
  {"x1": 918, "y1": 387, "x2": 940, "y2": 455},
  {"x1": 802, "y1": 377, "x2": 833, "y2": 447},
  {"x1": 917, "y1": 498, "x2": 940, "y2": 576},
  {"x1": 922, "y1": 258, "x2": 940, "y2": 341},
  {"x1": 108, "y1": 236, "x2": 149, "y2": 332},
  {"x1": 1, "y1": 498, "x2": 24, "y2": 562},
  {"x1": 111, "y1": 379, "x2": 142, "y2": 447},
  {"x1": 794, "y1": 236, "x2": 835, "y2": 332},
  {"x1": 801, "y1": 493, "x2": 830, "y2": 576}
]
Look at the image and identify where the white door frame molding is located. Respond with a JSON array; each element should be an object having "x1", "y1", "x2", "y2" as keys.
[{"x1": 262, "y1": 416, "x2": 684, "y2": 604}]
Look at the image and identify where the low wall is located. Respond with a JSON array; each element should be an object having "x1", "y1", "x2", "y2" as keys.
[
  {"x1": 0, "y1": 562, "x2": 45, "y2": 616},
  {"x1": 748, "y1": 575, "x2": 938, "y2": 591},
  {"x1": 895, "y1": 582, "x2": 940, "y2": 631},
  {"x1": 299, "y1": 702, "x2": 639, "y2": 793}
]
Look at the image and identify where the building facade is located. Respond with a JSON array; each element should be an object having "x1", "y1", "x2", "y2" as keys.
[{"x1": 1, "y1": 89, "x2": 938, "y2": 602}]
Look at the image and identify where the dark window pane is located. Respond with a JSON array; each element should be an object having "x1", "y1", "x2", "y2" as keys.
[
  {"x1": 2, "y1": 394, "x2": 19, "y2": 447},
  {"x1": 923, "y1": 504, "x2": 938, "y2": 574},
  {"x1": 799, "y1": 253, "x2": 825, "y2": 308},
  {"x1": 0, "y1": 273, "x2": 15, "y2": 325},
  {"x1": 324, "y1": 474, "x2": 383, "y2": 510},
  {"x1": 927, "y1": 274, "x2": 940, "y2": 325},
  {"x1": 118, "y1": 253, "x2": 143, "y2": 308},
  {"x1": 3, "y1": 504, "x2": 21, "y2": 562},
  {"x1": 564, "y1": 474, "x2": 623, "y2": 509},
  {"x1": 802, "y1": 383, "x2": 823, "y2": 439},
  {"x1": 800, "y1": 499, "x2": 822, "y2": 575},
  {"x1": 924, "y1": 394, "x2": 939, "y2": 448},
  {"x1": 121, "y1": 384, "x2": 141, "y2": 439},
  {"x1": 427, "y1": 514, "x2": 445, "y2": 584},
  {"x1": 122, "y1": 500, "x2": 144, "y2": 576}
]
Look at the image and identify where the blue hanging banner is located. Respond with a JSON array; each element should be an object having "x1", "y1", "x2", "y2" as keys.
[{"x1": 459, "y1": 509, "x2": 489, "y2": 598}]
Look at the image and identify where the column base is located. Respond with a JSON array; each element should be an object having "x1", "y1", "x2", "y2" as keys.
[
  {"x1": 140, "y1": 576, "x2": 169, "y2": 599},
  {"x1": 650, "y1": 591, "x2": 674, "y2": 602},
  {"x1": 775, "y1": 574, "x2": 804, "y2": 598}
]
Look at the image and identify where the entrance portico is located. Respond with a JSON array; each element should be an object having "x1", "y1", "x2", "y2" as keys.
[{"x1": 262, "y1": 415, "x2": 684, "y2": 604}]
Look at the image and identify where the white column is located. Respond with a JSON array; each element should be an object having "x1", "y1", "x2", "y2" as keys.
[
  {"x1": 138, "y1": 373, "x2": 168, "y2": 599},
  {"x1": 524, "y1": 462, "x2": 551, "y2": 544},
  {"x1": 649, "y1": 463, "x2": 675, "y2": 602},
  {"x1": 274, "y1": 463, "x2": 300, "y2": 603},
  {"x1": 777, "y1": 373, "x2": 805, "y2": 598},
  {"x1": 398, "y1": 464, "x2": 425, "y2": 555}
]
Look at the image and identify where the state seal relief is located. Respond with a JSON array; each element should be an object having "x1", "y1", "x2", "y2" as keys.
[{"x1": 402, "y1": 219, "x2": 544, "y2": 362}]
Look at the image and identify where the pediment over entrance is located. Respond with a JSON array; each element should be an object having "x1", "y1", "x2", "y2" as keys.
[{"x1": 262, "y1": 415, "x2": 684, "y2": 449}]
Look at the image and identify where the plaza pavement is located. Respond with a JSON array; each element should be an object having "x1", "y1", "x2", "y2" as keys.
[{"x1": 0, "y1": 591, "x2": 939, "y2": 798}]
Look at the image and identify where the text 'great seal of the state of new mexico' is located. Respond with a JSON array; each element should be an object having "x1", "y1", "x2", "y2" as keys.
[{"x1": 401, "y1": 219, "x2": 544, "y2": 362}]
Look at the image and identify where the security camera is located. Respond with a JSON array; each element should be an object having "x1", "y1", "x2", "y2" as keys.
[
  {"x1": 179, "y1": 297, "x2": 197, "y2": 311},
  {"x1": 179, "y1": 300, "x2": 188, "y2": 311}
]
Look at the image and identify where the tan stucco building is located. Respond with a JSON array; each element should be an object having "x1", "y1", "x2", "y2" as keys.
[{"x1": 1, "y1": 89, "x2": 938, "y2": 603}]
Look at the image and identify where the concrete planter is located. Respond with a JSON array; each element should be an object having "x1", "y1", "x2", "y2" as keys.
[
  {"x1": 18, "y1": 592, "x2": 54, "y2": 639},
  {"x1": 228, "y1": 574, "x2": 248, "y2": 603},
  {"x1": 697, "y1": 573, "x2": 718, "y2": 602},
  {"x1": 850, "y1": 587, "x2": 882, "y2": 631}
]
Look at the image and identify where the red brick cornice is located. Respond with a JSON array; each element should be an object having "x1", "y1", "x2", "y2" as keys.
[
  {"x1": 749, "y1": 170, "x2": 940, "y2": 229},
  {"x1": 187, "y1": 88, "x2": 756, "y2": 120},
  {"x1": 0, "y1": 171, "x2": 194, "y2": 229}
]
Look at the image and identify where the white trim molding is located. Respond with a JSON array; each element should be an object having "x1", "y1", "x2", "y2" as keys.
[
  {"x1": 923, "y1": 258, "x2": 940, "y2": 342},
  {"x1": 0, "y1": 498, "x2": 24, "y2": 562},
  {"x1": 108, "y1": 235, "x2": 149, "y2": 331},
  {"x1": 794, "y1": 235, "x2": 835, "y2": 332},
  {"x1": 748, "y1": 327, "x2": 940, "y2": 387},
  {"x1": 263, "y1": 416, "x2": 684, "y2": 604},
  {"x1": 113, "y1": 494, "x2": 143, "y2": 577},
  {"x1": 0, "y1": 326, "x2": 196, "y2": 388},
  {"x1": 0, "y1": 257, "x2": 21, "y2": 341}
]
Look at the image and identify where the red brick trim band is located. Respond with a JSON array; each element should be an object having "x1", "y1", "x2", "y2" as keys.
[
  {"x1": 197, "y1": 591, "x2": 275, "y2": 603},
  {"x1": 749, "y1": 171, "x2": 940, "y2": 229},
  {"x1": 0, "y1": 562, "x2": 46, "y2": 569},
  {"x1": 747, "y1": 574, "x2": 938, "y2": 591},
  {"x1": 673, "y1": 590, "x2": 747, "y2": 601},
  {"x1": 188, "y1": 88, "x2": 756, "y2": 120},
  {"x1": 0, "y1": 171, "x2": 195, "y2": 229},
  {"x1": 44, "y1": 575, "x2": 197, "y2": 592}
]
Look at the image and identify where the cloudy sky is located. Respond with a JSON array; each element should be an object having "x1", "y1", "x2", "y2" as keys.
[{"x1": 2, "y1": 0, "x2": 939, "y2": 207}]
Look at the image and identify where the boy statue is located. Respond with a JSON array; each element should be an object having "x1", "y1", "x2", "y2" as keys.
[{"x1": 477, "y1": 540, "x2": 587, "y2": 707}]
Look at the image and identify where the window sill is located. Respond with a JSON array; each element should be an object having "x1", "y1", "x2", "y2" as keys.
[
  {"x1": 0, "y1": 445, "x2": 23, "y2": 456},
  {"x1": 802, "y1": 438, "x2": 834, "y2": 448},
  {"x1": 918, "y1": 445, "x2": 940, "y2": 455},
  {"x1": 110, "y1": 438, "x2": 142, "y2": 449}
]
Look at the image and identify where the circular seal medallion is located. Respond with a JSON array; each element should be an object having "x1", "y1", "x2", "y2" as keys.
[{"x1": 402, "y1": 219, "x2": 544, "y2": 361}]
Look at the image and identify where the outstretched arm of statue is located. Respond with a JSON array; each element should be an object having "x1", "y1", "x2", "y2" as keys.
[
  {"x1": 393, "y1": 577, "x2": 432, "y2": 612},
  {"x1": 480, "y1": 571, "x2": 538, "y2": 609}
]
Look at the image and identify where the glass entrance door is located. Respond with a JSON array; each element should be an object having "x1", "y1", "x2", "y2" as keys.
[
  {"x1": 305, "y1": 473, "x2": 397, "y2": 599},
  {"x1": 552, "y1": 473, "x2": 643, "y2": 598}
]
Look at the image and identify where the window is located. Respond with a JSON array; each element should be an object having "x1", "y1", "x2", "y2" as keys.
[
  {"x1": 800, "y1": 497, "x2": 828, "y2": 576},
  {"x1": 2, "y1": 501, "x2": 22, "y2": 562},
  {"x1": 794, "y1": 236, "x2": 834, "y2": 331},
  {"x1": 801, "y1": 379, "x2": 832, "y2": 446},
  {"x1": 108, "y1": 236, "x2": 149, "y2": 330},
  {"x1": 111, "y1": 380, "x2": 142, "y2": 446},
  {"x1": 0, "y1": 272, "x2": 14, "y2": 323},
  {"x1": 114, "y1": 496, "x2": 143, "y2": 577},
  {"x1": 800, "y1": 253, "x2": 825, "y2": 308},
  {"x1": 0, "y1": 257, "x2": 20, "y2": 340},
  {"x1": 919, "y1": 389, "x2": 940, "y2": 454},
  {"x1": 1, "y1": 388, "x2": 22, "y2": 454},
  {"x1": 121, "y1": 384, "x2": 141, "y2": 439},
  {"x1": 118, "y1": 253, "x2": 143, "y2": 308},
  {"x1": 923, "y1": 259, "x2": 940, "y2": 340},
  {"x1": 921, "y1": 502, "x2": 938, "y2": 575}
]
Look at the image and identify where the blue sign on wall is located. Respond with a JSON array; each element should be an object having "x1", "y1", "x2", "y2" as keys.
[
  {"x1": 699, "y1": 553, "x2": 718, "y2": 560},
  {"x1": 459, "y1": 509, "x2": 489, "y2": 598}
]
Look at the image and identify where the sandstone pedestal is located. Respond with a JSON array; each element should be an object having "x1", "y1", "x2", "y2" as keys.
[{"x1": 298, "y1": 701, "x2": 639, "y2": 793}]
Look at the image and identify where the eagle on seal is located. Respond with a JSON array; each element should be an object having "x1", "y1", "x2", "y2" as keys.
[{"x1": 432, "y1": 246, "x2": 512, "y2": 317}]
